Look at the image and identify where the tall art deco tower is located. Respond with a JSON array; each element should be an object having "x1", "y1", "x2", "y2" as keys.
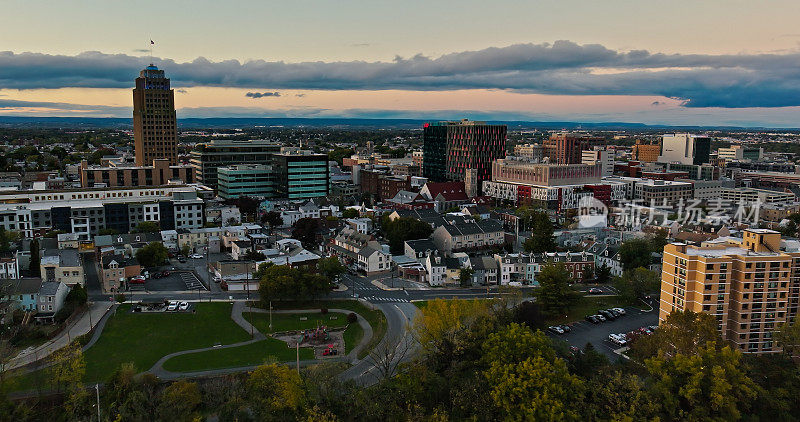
[{"x1": 133, "y1": 64, "x2": 178, "y2": 166}]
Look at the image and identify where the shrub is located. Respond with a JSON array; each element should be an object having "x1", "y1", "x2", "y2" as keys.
[
  {"x1": 347, "y1": 312, "x2": 357, "y2": 323},
  {"x1": 115, "y1": 293, "x2": 126, "y2": 303}
]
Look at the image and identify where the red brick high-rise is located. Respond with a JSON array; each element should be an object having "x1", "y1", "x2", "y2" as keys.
[
  {"x1": 133, "y1": 64, "x2": 178, "y2": 166},
  {"x1": 544, "y1": 133, "x2": 603, "y2": 164}
]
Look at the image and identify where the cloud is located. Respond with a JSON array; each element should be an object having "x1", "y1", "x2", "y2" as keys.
[
  {"x1": 132, "y1": 49, "x2": 151, "y2": 53},
  {"x1": 0, "y1": 98, "x2": 128, "y2": 116},
  {"x1": 295, "y1": 93, "x2": 305, "y2": 97},
  {"x1": 245, "y1": 91, "x2": 281, "y2": 98},
  {"x1": 5, "y1": 41, "x2": 800, "y2": 107},
  {"x1": 176, "y1": 88, "x2": 187, "y2": 93},
  {"x1": 351, "y1": 43, "x2": 371, "y2": 47}
]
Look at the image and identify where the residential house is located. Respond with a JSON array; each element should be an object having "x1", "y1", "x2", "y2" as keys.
[
  {"x1": 0, "y1": 278, "x2": 41, "y2": 312},
  {"x1": 231, "y1": 240, "x2": 253, "y2": 260},
  {"x1": 586, "y1": 243, "x2": 623, "y2": 277},
  {"x1": 330, "y1": 226, "x2": 375, "y2": 267},
  {"x1": 431, "y1": 219, "x2": 505, "y2": 255},
  {"x1": 40, "y1": 248, "x2": 84, "y2": 286},
  {"x1": 160, "y1": 229, "x2": 179, "y2": 251},
  {"x1": 470, "y1": 256, "x2": 499, "y2": 285},
  {"x1": 211, "y1": 260, "x2": 257, "y2": 292},
  {"x1": 424, "y1": 254, "x2": 446, "y2": 286},
  {"x1": 0, "y1": 257, "x2": 19, "y2": 279},
  {"x1": 345, "y1": 218, "x2": 373, "y2": 234},
  {"x1": 100, "y1": 254, "x2": 141, "y2": 293},
  {"x1": 35, "y1": 281, "x2": 70, "y2": 323},
  {"x1": 262, "y1": 240, "x2": 321, "y2": 272},
  {"x1": 357, "y1": 245, "x2": 391, "y2": 275},
  {"x1": 404, "y1": 239, "x2": 438, "y2": 260}
]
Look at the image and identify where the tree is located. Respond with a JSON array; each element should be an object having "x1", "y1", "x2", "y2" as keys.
[
  {"x1": 595, "y1": 262, "x2": 611, "y2": 284},
  {"x1": 631, "y1": 310, "x2": 721, "y2": 359},
  {"x1": 520, "y1": 209, "x2": 556, "y2": 253},
  {"x1": 317, "y1": 256, "x2": 346, "y2": 282},
  {"x1": 618, "y1": 238, "x2": 652, "y2": 270},
  {"x1": 381, "y1": 216, "x2": 433, "y2": 255},
  {"x1": 458, "y1": 267, "x2": 474, "y2": 287},
  {"x1": 136, "y1": 242, "x2": 169, "y2": 268},
  {"x1": 180, "y1": 244, "x2": 191, "y2": 257},
  {"x1": 257, "y1": 264, "x2": 332, "y2": 303},
  {"x1": 292, "y1": 217, "x2": 322, "y2": 248},
  {"x1": 583, "y1": 370, "x2": 658, "y2": 421},
  {"x1": 159, "y1": 380, "x2": 202, "y2": 422},
  {"x1": 48, "y1": 341, "x2": 85, "y2": 394},
  {"x1": 613, "y1": 267, "x2": 659, "y2": 302},
  {"x1": 534, "y1": 262, "x2": 581, "y2": 317},
  {"x1": 341, "y1": 208, "x2": 359, "y2": 219},
  {"x1": 775, "y1": 319, "x2": 800, "y2": 357},
  {"x1": 132, "y1": 221, "x2": 160, "y2": 233},
  {"x1": 28, "y1": 238, "x2": 40, "y2": 277},
  {"x1": 646, "y1": 343, "x2": 758, "y2": 421},
  {"x1": 247, "y1": 363, "x2": 304, "y2": 419},
  {"x1": 261, "y1": 210, "x2": 283, "y2": 229},
  {"x1": 0, "y1": 228, "x2": 18, "y2": 253},
  {"x1": 242, "y1": 250, "x2": 266, "y2": 261},
  {"x1": 413, "y1": 298, "x2": 490, "y2": 358},
  {"x1": 482, "y1": 324, "x2": 584, "y2": 421}
]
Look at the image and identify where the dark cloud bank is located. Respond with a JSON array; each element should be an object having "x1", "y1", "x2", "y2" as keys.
[{"x1": 3, "y1": 40, "x2": 800, "y2": 108}]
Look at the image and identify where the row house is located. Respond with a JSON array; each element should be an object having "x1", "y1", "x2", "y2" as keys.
[{"x1": 431, "y1": 219, "x2": 505, "y2": 255}]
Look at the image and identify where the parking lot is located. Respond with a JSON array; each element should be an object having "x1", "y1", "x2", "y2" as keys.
[
  {"x1": 547, "y1": 305, "x2": 658, "y2": 360},
  {"x1": 128, "y1": 271, "x2": 208, "y2": 292}
]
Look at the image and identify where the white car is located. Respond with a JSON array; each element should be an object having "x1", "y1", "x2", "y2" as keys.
[
  {"x1": 190, "y1": 254, "x2": 204, "y2": 259},
  {"x1": 167, "y1": 303, "x2": 178, "y2": 311},
  {"x1": 608, "y1": 334, "x2": 627, "y2": 345},
  {"x1": 611, "y1": 307, "x2": 626, "y2": 315},
  {"x1": 179, "y1": 301, "x2": 189, "y2": 311}
]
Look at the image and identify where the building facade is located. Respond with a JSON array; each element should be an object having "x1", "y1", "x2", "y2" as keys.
[
  {"x1": 133, "y1": 65, "x2": 177, "y2": 166},
  {"x1": 217, "y1": 164, "x2": 275, "y2": 199},
  {"x1": 80, "y1": 159, "x2": 194, "y2": 188},
  {"x1": 658, "y1": 134, "x2": 711, "y2": 165},
  {"x1": 660, "y1": 229, "x2": 800, "y2": 354},
  {"x1": 422, "y1": 119, "x2": 506, "y2": 195},
  {"x1": 189, "y1": 139, "x2": 282, "y2": 189}
]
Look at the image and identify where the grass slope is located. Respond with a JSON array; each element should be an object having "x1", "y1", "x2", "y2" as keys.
[{"x1": 161, "y1": 338, "x2": 314, "y2": 373}]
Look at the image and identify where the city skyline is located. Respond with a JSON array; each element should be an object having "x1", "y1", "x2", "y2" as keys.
[{"x1": 3, "y1": 0, "x2": 800, "y2": 127}]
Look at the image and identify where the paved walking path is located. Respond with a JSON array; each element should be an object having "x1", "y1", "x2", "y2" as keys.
[
  {"x1": 147, "y1": 304, "x2": 372, "y2": 380},
  {"x1": 6, "y1": 301, "x2": 114, "y2": 371}
]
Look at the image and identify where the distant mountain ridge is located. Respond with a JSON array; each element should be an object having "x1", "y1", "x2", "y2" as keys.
[{"x1": 0, "y1": 115, "x2": 793, "y2": 131}]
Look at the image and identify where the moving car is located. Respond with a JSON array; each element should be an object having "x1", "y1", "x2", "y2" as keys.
[
  {"x1": 588, "y1": 287, "x2": 603, "y2": 294},
  {"x1": 178, "y1": 257, "x2": 187, "y2": 263},
  {"x1": 190, "y1": 253, "x2": 204, "y2": 259}
]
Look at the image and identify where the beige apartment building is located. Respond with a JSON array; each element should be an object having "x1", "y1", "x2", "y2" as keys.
[{"x1": 660, "y1": 229, "x2": 800, "y2": 354}]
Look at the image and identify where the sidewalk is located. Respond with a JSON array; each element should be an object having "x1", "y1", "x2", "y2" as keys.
[{"x1": 6, "y1": 301, "x2": 113, "y2": 371}]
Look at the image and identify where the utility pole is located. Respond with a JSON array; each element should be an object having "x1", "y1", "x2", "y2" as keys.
[
  {"x1": 296, "y1": 340, "x2": 300, "y2": 374},
  {"x1": 269, "y1": 300, "x2": 273, "y2": 331},
  {"x1": 95, "y1": 383, "x2": 101, "y2": 422}
]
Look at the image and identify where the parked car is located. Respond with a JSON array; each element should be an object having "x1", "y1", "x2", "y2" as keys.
[
  {"x1": 167, "y1": 303, "x2": 178, "y2": 311},
  {"x1": 585, "y1": 315, "x2": 601, "y2": 324},
  {"x1": 130, "y1": 276, "x2": 146, "y2": 284},
  {"x1": 608, "y1": 333, "x2": 627, "y2": 346},
  {"x1": 178, "y1": 257, "x2": 187, "y2": 263},
  {"x1": 598, "y1": 310, "x2": 616, "y2": 320},
  {"x1": 548, "y1": 326, "x2": 565, "y2": 334},
  {"x1": 607, "y1": 309, "x2": 622, "y2": 318},
  {"x1": 588, "y1": 287, "x2": 603, "y2": 294},
  {"x1": 190, "y1": 254, "x2": 204, "y2": 259},
  {"x1": 611, "y1": 307, "x2": 626, "y2": 315},
  {"x1": 179, "y1": 301, "x2": 189, "y2": 311},
  {"x1": 559, "y1": 325, "x2": 571, "y2": 333},
  {"x1": 595, "y1": 313, "x2": 607, "y2": 322}
]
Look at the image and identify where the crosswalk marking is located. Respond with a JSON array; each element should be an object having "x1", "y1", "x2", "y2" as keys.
[{"x1": 363, "y1": 296, "x2": 410, "y2": 303}]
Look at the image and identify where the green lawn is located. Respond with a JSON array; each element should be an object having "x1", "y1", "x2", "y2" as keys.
[
  {"x1": 412, "y1": 300, "x2": 428, "y2": 309},
  {"x1": 544, "y1": 295, "x2": 634, "y2": 325},
  {"x1": 261, "y1": 300, "x2": 386, "y2": 359},
  {"x1": 243, "y1": 311, "x2": 348, "y2": 334},
  {"x1": 161, "y1": 338, "x2": 314, "y2": 373},
  {"x1": 343, "y1": 322, "x2": 364, "y2": 354},
  {"x1": 10, "y1": 303, "x2": 250, "y2": 390}
]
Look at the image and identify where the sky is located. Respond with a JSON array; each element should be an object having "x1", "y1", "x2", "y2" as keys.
[{"x1": 2, "y1": 0, "x2": 800, "y2": 127}]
